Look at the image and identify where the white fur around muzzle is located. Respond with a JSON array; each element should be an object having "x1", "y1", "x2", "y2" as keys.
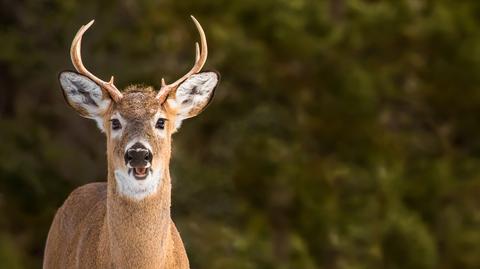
[{"x1": 114, "y1": 168, "x2": 162, "y2": 200}]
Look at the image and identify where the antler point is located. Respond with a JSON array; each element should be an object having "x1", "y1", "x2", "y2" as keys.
[{"x1": 85, "y1": 20, "x2": 95, "y2": 29}]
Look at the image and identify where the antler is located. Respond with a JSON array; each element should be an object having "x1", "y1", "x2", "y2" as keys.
[
  {"x1": 156, "y1": 16, "x2": 208, "y2": 102},
  {"x1": 70, "y1": 20, "x2": 123, "y2": 102}
]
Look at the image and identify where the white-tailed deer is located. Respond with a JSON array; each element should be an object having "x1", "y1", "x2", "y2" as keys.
[{"x1": 43, "y1": 17, "x2": 219, "y2": 269}]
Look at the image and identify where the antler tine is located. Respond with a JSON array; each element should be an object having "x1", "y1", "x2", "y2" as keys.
[
  {"x1": 195, "y1": 42, "x2": 200, "y2": 62},
  {"x1": 157, "y1": 16, "x2": 208, "y2": 101},
  {"x1": 70, "y1": 20, "x2": 123, "y2": 102}
]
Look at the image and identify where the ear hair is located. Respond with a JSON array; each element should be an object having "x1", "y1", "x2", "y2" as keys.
[
  {"x1": 165, "y1": 71, "x2": 220, "y2": 131},
  {"x1": 59, "y1": 71, "x2": 112, "y2": 131}
]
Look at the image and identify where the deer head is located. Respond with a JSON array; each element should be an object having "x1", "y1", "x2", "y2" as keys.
[{"x1": 58, "y1": 17, "x2": 220, "y2": 200}]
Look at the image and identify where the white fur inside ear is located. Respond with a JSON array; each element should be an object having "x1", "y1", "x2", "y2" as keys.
[
  {"x1": 173, "y1": 72, "x2": 218, "y2": 128},
  {"x1": 94, "y1": 118, "x2": 106, "y2": 132},
  {"x1": 59, "y1": 72, "x2": 112, "y2": 131}
]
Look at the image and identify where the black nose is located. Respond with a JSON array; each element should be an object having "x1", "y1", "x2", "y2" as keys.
[{"x1": 125, "y1": 142, "x2": 153, "y2": 167}]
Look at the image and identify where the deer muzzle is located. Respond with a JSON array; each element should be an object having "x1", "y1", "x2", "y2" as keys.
[{"x1": 125, "y1": 142, "x2": 153, "y2": 180}]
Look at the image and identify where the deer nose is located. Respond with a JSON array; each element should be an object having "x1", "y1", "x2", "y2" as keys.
[{"x1": 125, "y1": 142, "x2": 152, "y2": 167}]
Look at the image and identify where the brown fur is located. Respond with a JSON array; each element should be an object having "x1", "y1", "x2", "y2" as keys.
[{"x1": 43, "y1": 86, "x2": 189, "y2": 269}]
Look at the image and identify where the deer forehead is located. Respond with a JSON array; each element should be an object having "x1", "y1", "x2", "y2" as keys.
[{"x1": 112, "y1": 87, "x2": 163, "y2": 120}]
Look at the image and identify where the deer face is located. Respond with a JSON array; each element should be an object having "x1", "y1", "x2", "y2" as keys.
[
  {"x1": 59, "y1": 71, "x2": 219, "y2": 200},
  {"x1": 58, "y1": 18, "x2": 219, "y2": 200}
]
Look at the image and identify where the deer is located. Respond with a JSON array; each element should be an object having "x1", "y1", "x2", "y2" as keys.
[{"x1": 43, "y1": 16, "x2": 219, "y2": 269}]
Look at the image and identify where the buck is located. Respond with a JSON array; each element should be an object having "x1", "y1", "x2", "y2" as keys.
[{"x1": 43, "y1": 17, "x2": 219, "y2": 269}]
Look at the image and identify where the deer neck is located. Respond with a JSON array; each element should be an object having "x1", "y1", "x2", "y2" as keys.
[{"x1": 105, "y1": 161, "x2": 173, "y2": 268}]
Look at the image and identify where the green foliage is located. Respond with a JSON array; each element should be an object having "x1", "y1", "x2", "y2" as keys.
[
  {"x1": 382, "y1": 213, "x2": 437, "y2": 269},
  {"x1": 1, "y1": 0, "x2": 480, "y2": 268}
]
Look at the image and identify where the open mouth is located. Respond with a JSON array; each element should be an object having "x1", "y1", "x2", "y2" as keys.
[{"x1": 129, "y1": 167, "x2": 150, "y2": 180}]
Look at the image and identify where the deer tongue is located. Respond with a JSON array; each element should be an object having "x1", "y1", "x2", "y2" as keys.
[{"x1": 134, "y1": 167, "x2": 147, "y2": 176}]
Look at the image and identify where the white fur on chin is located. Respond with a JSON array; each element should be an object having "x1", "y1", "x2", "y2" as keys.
[{"x1": 114, "y1": 168, "x2": 162, "y2": 200}]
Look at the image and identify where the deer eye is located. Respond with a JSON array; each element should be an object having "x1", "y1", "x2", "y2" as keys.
[
  {"x1": 155, "y1": 118, "x2": 165, "y2": 130},
  {"x1": 111, "y1": 119, "x2": 122, "y2": 130}
]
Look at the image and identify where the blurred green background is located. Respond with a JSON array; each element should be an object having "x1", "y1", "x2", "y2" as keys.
[{"x1": 1, "y1": 0, "x2": 480, "y2": 268}]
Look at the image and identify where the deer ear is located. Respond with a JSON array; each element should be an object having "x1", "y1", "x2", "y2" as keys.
[
  {"x1": 167, "y1": 71, "x2": 220, "y2": 130},
  {"x1": 59, "y1": 71, "x2": 112, "y2": 131}
]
